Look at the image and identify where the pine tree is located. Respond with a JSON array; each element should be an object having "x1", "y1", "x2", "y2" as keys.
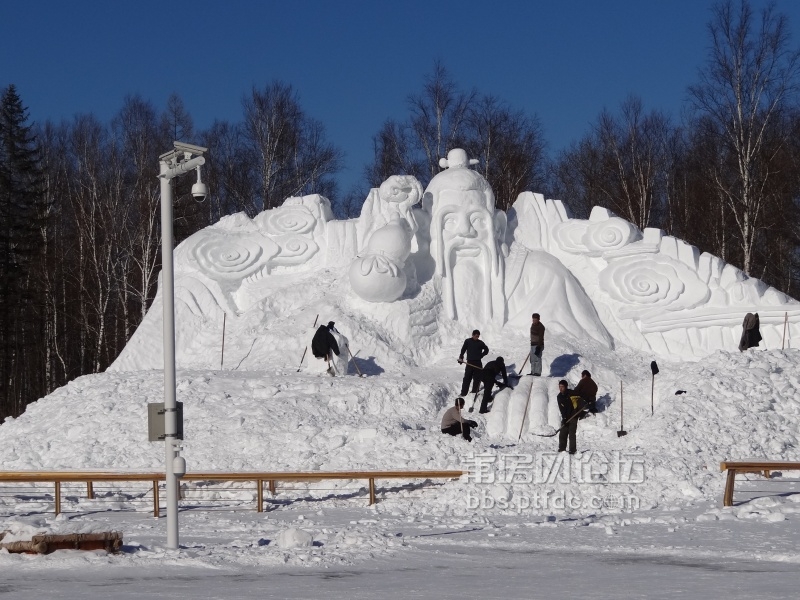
[{"x1": 0, "y1": 84, "x2": 45, "y2": 420}]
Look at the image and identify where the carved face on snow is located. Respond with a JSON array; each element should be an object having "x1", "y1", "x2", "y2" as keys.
[{"x1": 424, "y1": 150, "x2": 507, "y2": 322}]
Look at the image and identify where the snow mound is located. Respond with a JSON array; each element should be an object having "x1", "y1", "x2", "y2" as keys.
[{"x1": 3, "y1": 344, "x2": 800, "y2": 516}]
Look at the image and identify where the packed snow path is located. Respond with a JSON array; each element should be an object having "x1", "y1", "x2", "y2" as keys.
[{"x1": 486, "y1": 376, "x2": 556, "y2": 438}]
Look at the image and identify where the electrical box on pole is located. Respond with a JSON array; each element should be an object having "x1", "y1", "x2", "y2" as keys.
[{"x1": 147, "y1": 402, "x2": 184, "y2": 442}]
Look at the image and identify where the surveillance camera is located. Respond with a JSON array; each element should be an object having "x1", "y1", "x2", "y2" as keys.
[
  {"x1": 191, "y1": 181, "x2": 208, "y2": 201},
  {"x1": 174, "y1": 141, "x2": 208, "y2": 155},
  {"x1": 191, "y1": 164, "x2": 208, "y2": 201}
]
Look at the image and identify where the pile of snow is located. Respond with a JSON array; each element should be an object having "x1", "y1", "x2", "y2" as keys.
[{"x1": 3, "y1": 339, "x2": 800, "y2": 518}]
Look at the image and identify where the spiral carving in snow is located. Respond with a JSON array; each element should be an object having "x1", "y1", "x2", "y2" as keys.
[
  {"x1": 271, "y1": 234, "x2": 319, "y2": 266},
  {"x1": 190, "y1": 232, "x2": 277, "y2": 280},
  {"x1": 599, "y1": 255, "x2": 710, "y2": 316},
  {"x1": 582, "y1": 217, "x2": 641, "y2": 255},
  {"x1": 260, "y1": 205, "x2": 317, "y2": 236},
  {"x1": 378, "y1": 175, "x2": 423, "y2": 207},
  {"x1": 552, "y1": 220, "x2": 590, "y2": 254}
]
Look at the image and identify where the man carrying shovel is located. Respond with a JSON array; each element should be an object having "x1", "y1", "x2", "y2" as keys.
[{"x1": 458, "y1": 329, "x2": 489, "y2": 396}]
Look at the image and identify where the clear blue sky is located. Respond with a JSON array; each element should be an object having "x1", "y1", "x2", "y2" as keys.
[{"x1": 4, "y1": 0, "x2": 800, "y2": 195}]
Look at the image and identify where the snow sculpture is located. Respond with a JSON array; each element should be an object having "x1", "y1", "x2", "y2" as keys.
[
  {"x1": 349, "y1": 215, "x2": 414, "y2": 302},
  {"x1": 187, "y1": 230, "x2": 278, "y2": 282},
  {"x1": 420, "y1": 148, "x2": 508, "y2": 324},
  {"x1": 110, "y1": 149, "x2": 799, "y2": 373},
  {"x1": 348, "y1": 175, "x2": 422, "y2": 302},
  {"x1": 516, "y1": 198, "x2": 800, "y2": 357}
]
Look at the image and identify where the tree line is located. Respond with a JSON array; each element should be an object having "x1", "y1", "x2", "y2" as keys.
[{"x1": 1, "y1": 0, "x2": 799, "y2": 420}]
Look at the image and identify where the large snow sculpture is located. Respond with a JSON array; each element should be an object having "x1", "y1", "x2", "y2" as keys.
[
  {"x1": 110, "y1": 148, "x2": 799, "y2": 372},
  {"x1": 517, "y1": 199, "x2": 800, "y2": 357},
  {"x1": 348, "y1": 175, "x2": 422, "y2": 302},
  {"x1": 421, "y1": 149, "x2": 508, "y2": 324}
]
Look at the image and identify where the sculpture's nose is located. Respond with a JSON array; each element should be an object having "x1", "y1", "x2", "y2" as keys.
[{"x1": 457, "y1": 215, "x2": 476, "y2": 237}]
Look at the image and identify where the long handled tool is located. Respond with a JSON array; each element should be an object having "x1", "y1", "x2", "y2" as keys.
[
  {"x1": 296, "y1": 314, "x2": 320, "y2": 372},
  {"x1": 529, "y1": 400, "x2": 588, "y2": 438},
  {"x1": 458, "y1": 360, "x2": 483, "y2": 370},
  {"x1": 617, "y1": 380, "x2": 627, "y2": 437},
  {"x1": 348, "y1": 346, "x2": 366, "y2": 377},
  {"x1": 650, "y1": 361, "x2": 659, "y2": 416},
  {"x1": 783, "y1": 311, "x2": 789, "y2": 350},
  {"x1": 220, "y1": 313, "x2": 226, "y2": 370},
  {"x1": 517, "y1": 381, "x2": 535, "y2": 440},
  {"x1": 468, "y1": 386, "x2": 484, "y2": 413},
  {"x1": 510, "y1": 353, "x2": 530, "y2": 379}
]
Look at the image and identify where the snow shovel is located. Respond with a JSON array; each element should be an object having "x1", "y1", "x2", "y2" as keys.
[
  {"x1": 297, "y1": 314, "x2": 320, "y2": 372},
  {"x1": 510, "y1": 353, "x2": 530, "y2": 379},
  {"x1": 348, "y1": 346, "x2": 366, "y2": 377},
  {"x1": 457, "y1": 360, "x2": 483, "y2": 370},
  {"x1": 528, "y1": 400, "x2": 588, "y2": 438},
  {"x1": 650, "y1": 360, "x2": 659, "y2": 416},
  {"x1": 617, "y1": 380, "x2": 627, "y2": 437},
  {"x1": 468, "y1": 386, "x2": 484, "y2": 413},
  {"x1": 326, "y1": 352, "x2": 338, "y2": 377},
  {"x1": 517, "y1": 381, "x2": 535, "y2": 440}
]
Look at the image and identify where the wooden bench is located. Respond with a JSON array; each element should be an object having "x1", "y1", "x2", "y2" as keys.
[
  {"x1": 0, "y1": 470, "x2": 465, "y2": 516},
  {"x1": 720, "y1": 461, "x2": 800, "y2": 506}
]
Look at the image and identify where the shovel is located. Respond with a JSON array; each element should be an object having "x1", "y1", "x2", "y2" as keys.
[
  {"x1": 296, "y1": 314, "x2": 320, "y2": 372},
  {"x1": 348, "y1": 346, "x2": 367, "y2": 377},
  {"x1": 468, "y1": 386, "x2": 483, "y2": 412},
  {"x1": 650, "y1": 360, "x2": 659, "y2": 416},
  {"x1": 617, "y1": 380, "x2": 627, "y2": 437},
  {"x1": 509, "y1": 353, "x2": 529, "y2": 379}
]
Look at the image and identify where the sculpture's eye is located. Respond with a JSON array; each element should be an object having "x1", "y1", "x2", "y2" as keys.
[
  {"x1": 443, "y1": 215, "x2": 458, "y2": 231},
  {"x1": 470, "y1": 214, "x2": 486, "y2": 230}
]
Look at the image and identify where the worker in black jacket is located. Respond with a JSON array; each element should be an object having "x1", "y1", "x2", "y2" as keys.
[
  {"x1": 458, "y1": 329, "x2": 489, "y2": 396},
  {"x1": 311, "y1": 322, "x2": 340, "y2": 361},
  {"x1": 479, "y1": 356, "x2": 509, "y2": 414},
  {"x1": 556, "y1": 379, "x2": 587, "y2": 454}
]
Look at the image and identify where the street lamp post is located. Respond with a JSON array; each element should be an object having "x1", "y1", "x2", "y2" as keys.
[{"x1": 158, "y1": 142, "x2": 207, "y2": 550}]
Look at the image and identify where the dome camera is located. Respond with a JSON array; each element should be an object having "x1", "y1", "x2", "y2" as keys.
[
  {"x1": 191, "y1": 165, "x2": 208, "y2": 201},
  {"x1": 191, "y1": 181, "x2": 208, "y2": 201}
]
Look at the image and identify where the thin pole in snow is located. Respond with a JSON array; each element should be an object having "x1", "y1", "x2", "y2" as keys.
[
  {"x1": 221, "y1": 313, "x2": 226, "y2": 370},
  {"x1": 617, "y1": 380, "x2": 627, "y2": 437},
  {"x1": 783, "y1": 312, "x2": 788, "y2": 351}
]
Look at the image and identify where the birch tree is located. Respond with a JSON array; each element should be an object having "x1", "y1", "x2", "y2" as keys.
[{"x1": 688, "y1": 0, "x2": 800, "y2": 274}]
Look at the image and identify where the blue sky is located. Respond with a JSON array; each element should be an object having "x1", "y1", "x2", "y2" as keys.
[{"x1": 4, "y1": 0, "x2": 800, "y2": 195}]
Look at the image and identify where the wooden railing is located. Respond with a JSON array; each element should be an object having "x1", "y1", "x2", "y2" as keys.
[
  {"x1": 0, "y1": 470, "x2": 465, "y2": 516},
  {"x1": 719, "y1": 461, "x2": 800, "y2": 506}
]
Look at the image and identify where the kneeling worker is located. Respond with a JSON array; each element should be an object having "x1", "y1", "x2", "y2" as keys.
[
  {"x1": 441, "y1": 397, "x2": 478, "y2": 442},
  {"x1": 479, "y1": 356, "x2": 509, "y2": 414}
]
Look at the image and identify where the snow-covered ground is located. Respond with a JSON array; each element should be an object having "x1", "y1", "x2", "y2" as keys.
[{"x1": 2, "y1": 341, "x2": 800, "y2": 597}]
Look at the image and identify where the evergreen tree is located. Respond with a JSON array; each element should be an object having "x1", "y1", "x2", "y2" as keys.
[{"x1": 0, "y1": 84, "x2": 45, "y2": 420}]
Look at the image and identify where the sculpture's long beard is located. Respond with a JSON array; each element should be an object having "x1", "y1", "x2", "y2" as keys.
[{"x1": 443, "y1": 241, "x2": 494, "y2": 322}]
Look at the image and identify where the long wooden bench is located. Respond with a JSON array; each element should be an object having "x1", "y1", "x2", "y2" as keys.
[
  {"x1": 720, "y1": 461, "x2": 800, "y2": 506},
  {"x1": 0, "y1": 470, "x2": 465, "y2": 516}
]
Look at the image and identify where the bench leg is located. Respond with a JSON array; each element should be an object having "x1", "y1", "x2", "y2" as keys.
[
  {"x1": 54, "y1": 481, "x2": 61, "y2": 515},
  {"x1": 153, "y1": 481, "x2": 160, "y2": 518},
  {"x1": 268, "y1": 480, "x2": 276, "y2": 496},
  {"x1": 723, "y1": 470, "x2": 736, "y2": 506},
  {"x1": 87, "y1": 482, "x2": 94, "y2": 500},
  {"x1": 368, "y1": 478, "x2": 376, "y2": 506},
  {"x1": 257, "y1": 480, "x2": 263, "y2": 513}
]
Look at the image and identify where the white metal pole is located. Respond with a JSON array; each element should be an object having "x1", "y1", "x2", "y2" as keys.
[{"x1": 160, "y1": 161, "x2": 179, "y2": 550}]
